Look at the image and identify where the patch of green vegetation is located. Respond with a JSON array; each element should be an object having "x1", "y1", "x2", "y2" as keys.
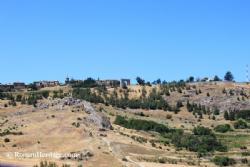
[
  {"x1": 212, "y1": 156, "x2": 236, "y2": 166},
  {"x1": 169, "y1": 126, "x2": 227, "y2": 157},
  {"x1": 72, "y1": 88, "x2": 104, "y2": 104},
  {"x1": 73, "y1": 86, "x2": 179, "y2": 112},
  {"x1": 218, "y1": 134, "x2": 250, "y2": 149},
  {"x1": 242, "y1": 151, "x2": 250, "y2": 156},
  {"x1": 70, "y1": 77, "x2": 97, "y2": 88},
  {"x1": 224, "y1": 110, "x2": 250, "y2": 121},
  {"x1": 115, "y1": 116, "x2": 226, "y2": 156},
  {"x1": 214, "y1": 124, "x2": 232, "y2": 133},
  {"x1": 114, "y1": 115, "x2": 171, "y2": 133},
  {"x1": 234, "y1": 119, "x2": 249, "y2": 129},
  {"x1": 235, "y1": 110, "x2": 250, "y2": 120}
]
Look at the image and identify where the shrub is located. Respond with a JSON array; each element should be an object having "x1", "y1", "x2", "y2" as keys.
[
  {"x1": 166, "y1": 114, "x2": 172, "y2": 119},
  {"x1": 16, "y1": 94, "x2": 22, "y2": 102},
  {"x1": 41, "y1": 91, "x2": 49, "y2": 98},
  {"x1": 234, "y1": 119, "x2": 248, "y2": 129},
  {"x1": 224, "y1": 111, "x2": 229, "y2": 120},
  {"x1": 4, "y1": 138, "x2": 10, "y2": 142},
  {"x1": 242, "y1": 151, "x2": 250, "y2": 156},
  {"x1": 214, "y1": 124, "x2": 231, "y2": 133},
  {"x1": 134, "y1": 112, "x2": 146, "y2": 117},
  {"x1": 241, "y1": 158, "x2": 248, "y2": 164},
  {"x1": 193, "y1": 126, "x2": 213, "y2": 136},
  {"x1": 212, "y1": 156, "x2": 236, "y2": 166},
  {"x1": 213, "y1": 107, "x2": 220, "y2": 115},
  {"x1": 122, "y1": 157, "x2": 128, "y2": 161}
]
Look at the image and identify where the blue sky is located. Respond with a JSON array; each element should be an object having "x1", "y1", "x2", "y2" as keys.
[{"x1": 0, "y1": 0, "x2": 249, "y2": 83}]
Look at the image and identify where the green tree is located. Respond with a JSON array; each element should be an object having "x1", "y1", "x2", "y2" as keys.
[
  {"x1": 156, "y1": 79, "x2": 161, "y2": 84},
  {"x1": 187, "y1": 76, "x2": 194, "y2": 83},
  {"x1": 224, "y1": 111, "x2": 229, "y2": 120},
  {"x1": 224, "y1": 71, "x2": 234, "y2": 81},
  {"x1": 136, "y1": 77, "x2": 145, "y2": 85},
  {"x1": 214, "y1": 75, "x2": 221, "y2": 81},
  {"x1": 229, "y1": 111, "x2": 235, "y2": 121}
]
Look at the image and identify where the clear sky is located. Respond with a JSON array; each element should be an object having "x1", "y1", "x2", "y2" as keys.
[{"x1": 0, "y1": 0, "x2": 249, "y2": 83}]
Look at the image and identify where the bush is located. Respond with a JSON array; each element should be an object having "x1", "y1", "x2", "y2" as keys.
[
  {"x1": 241, "y1": 158, "x2": 248, "y2": 164},
  {"x1": 27, "y1": 94, "x2": 38, "y2": 106},
  {"x1": 4, "y1": 138, "x2": 10, "y2": 142},
  {"x1": 212, "y1": 156, "x2": 236, "y2": 166},
  {"x1": 41, "y1": 91, "x2": 49, "y2": 98},
  {"x1": 193, "y1": 126, "x2": 213, "y2": 136},
  {"x1": 213, "y1": 107, "x2": 220, "y2": 115},
  {"x1": 214, "y1": 124, "x2": 231, "y2": 133},
  {"x1": 73, "y1": 88, "x2": 104, "y2": 104},
  {"x1": 234, "y1": 119, "x2": 248, "y2": 129},
  {"x1": 166, "y1": 114, "x2": 172, "y2": 119},
  {"x1": 16, "y1": 94, "x2": 22, "y2": 102},
  {"x1": 224, "y1": 111, "x2": 229, "y2": 120},
  {"x1": 242, "y1": 151, "x2": 250, "y2": 156}
]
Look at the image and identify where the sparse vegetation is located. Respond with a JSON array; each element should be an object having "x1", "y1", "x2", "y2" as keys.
[{"x1": 33, "y1": 161, "x2": 71, "y2": 167}]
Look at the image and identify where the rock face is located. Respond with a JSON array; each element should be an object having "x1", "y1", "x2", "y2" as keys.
[
  {"x1": 82, "y1": 101, "x2": 96, "y2": 114},
  {"x1": 86, "y1": 112, "x2": 112, "y2": 129},
  {"x1": 82, "y1": 100, "x2": 112, "y2": 129},
  {"x1": 38, "y1": 97, "x2": 112, "y2": 129}
]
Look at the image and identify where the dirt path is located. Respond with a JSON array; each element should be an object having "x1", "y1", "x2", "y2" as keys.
[
  {"x1": 102, "y1": 138, "x2": 143, "y2": 167},
  {"x1": 125, "y1": 156, "x2": 144, "y2": 167}
]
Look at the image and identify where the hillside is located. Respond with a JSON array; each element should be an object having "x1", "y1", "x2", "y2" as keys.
[{"x1": 0, "y1": 81, "x2": 250, "y2": 167}]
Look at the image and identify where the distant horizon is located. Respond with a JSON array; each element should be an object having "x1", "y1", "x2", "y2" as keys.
[
  {"x1": 0, "y1": 1, "x2": 249, "y2": 83},
  {"x1": 0, "y1": 72, "x2": 246, "y2": 85}
]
